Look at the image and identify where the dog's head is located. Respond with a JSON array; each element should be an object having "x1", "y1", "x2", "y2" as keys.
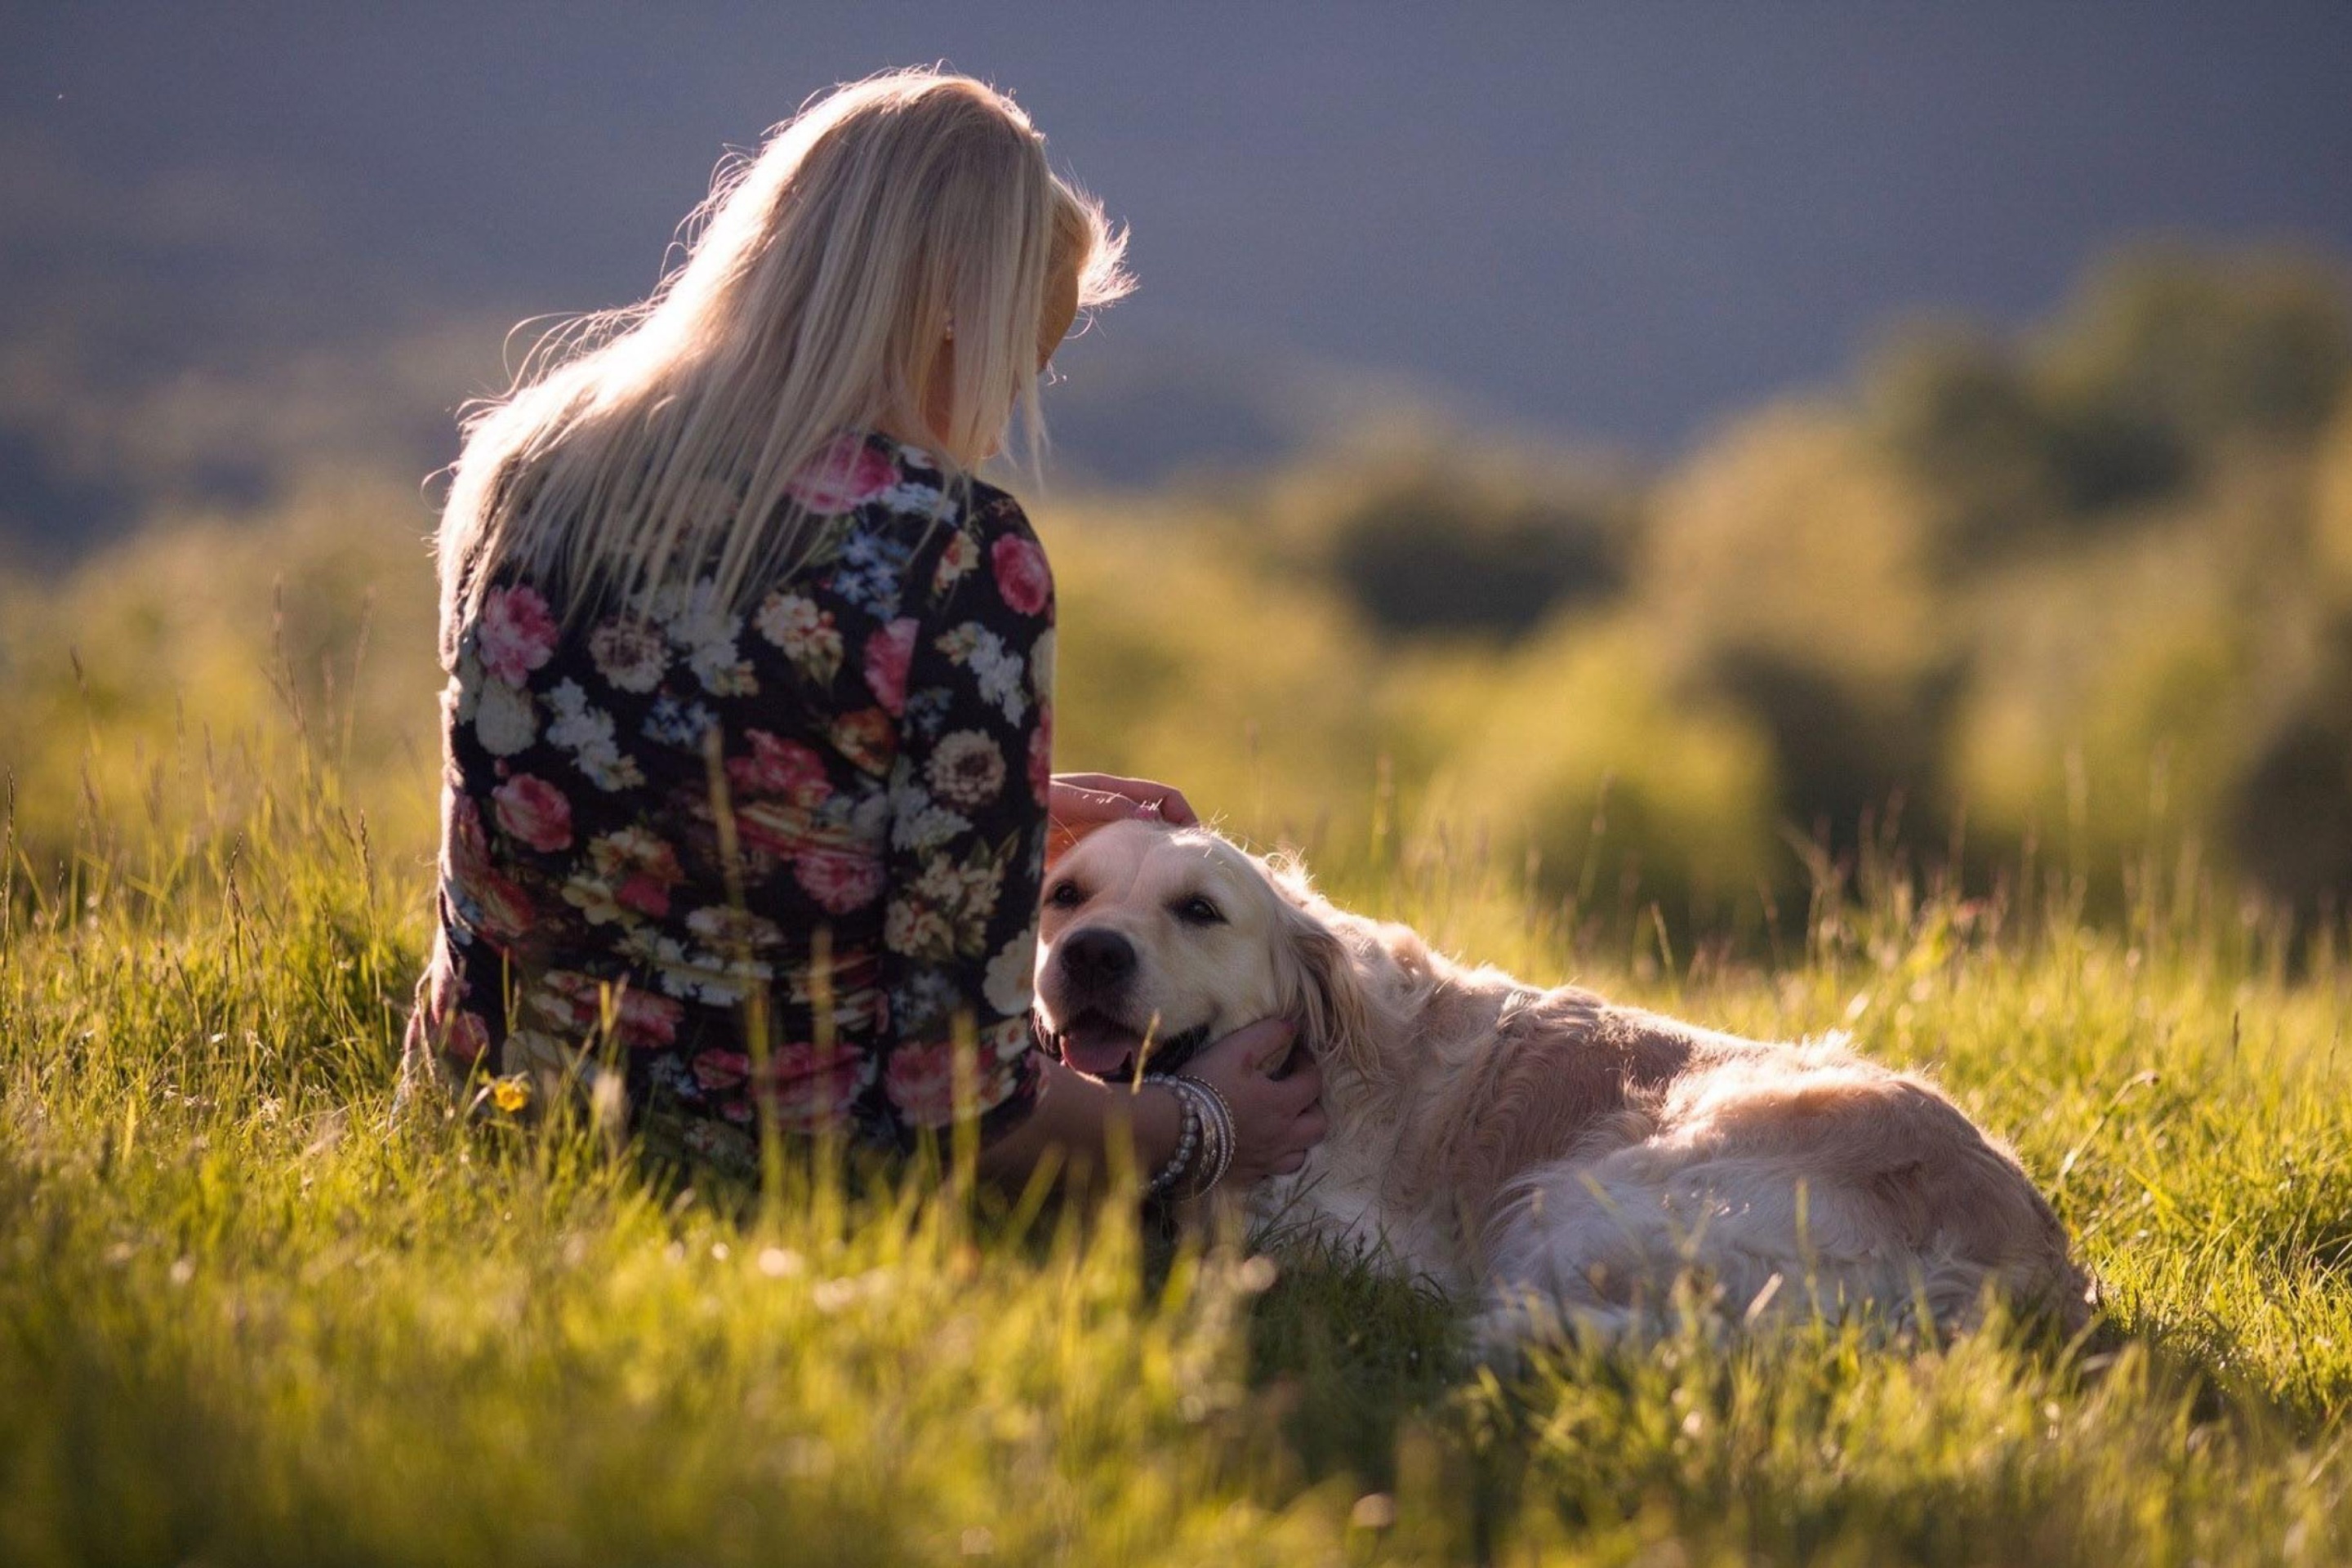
[{"x1": 1033, "y1": 819, "x2": 1383, "y2": 1081}]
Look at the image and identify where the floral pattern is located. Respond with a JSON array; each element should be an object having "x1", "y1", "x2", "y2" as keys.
[{"x1": 405, "y1": 430, "x2": 1052, "y2": 1163}]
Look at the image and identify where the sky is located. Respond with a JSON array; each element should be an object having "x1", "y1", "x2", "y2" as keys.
[{"x1": 4, "y1": 2, "x2": 2350, "y2": 538}]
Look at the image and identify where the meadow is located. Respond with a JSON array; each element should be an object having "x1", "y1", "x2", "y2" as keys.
[
  {"x1": 7, "y1": 705, "x2": 2352, "y2": 1566},
  {"x1": 5, "y1": 248, "x2": 2352, "y2": 1563}
]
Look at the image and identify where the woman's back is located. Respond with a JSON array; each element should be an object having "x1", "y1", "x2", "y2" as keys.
[{"x1": 407, "y1": 430, "x2": 1055, "y2": 1173}]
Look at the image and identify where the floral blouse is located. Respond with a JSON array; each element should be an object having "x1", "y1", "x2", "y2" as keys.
[{"x1": 404, "y1": 430, "x2": 1053, "y2": 1172}]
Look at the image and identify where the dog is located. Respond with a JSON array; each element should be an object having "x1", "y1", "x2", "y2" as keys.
[{"x1": 1034, "y1": 820, "x2": 2095, "y2": 1343}]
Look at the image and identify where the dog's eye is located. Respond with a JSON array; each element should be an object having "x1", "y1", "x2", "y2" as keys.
[
  {"x1": 1046, "y1": 880, "x2": 1085, "y2": 909},
  {"x1": 1173, "y1": 895, "x2": 1225, "y2": 926}
]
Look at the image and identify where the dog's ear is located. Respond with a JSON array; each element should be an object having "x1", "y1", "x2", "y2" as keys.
[{"x1": 1264, "y1": 854, "x2": 1389, "y2": 1085}]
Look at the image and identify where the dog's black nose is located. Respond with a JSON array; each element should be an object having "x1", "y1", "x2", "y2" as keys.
[{"x1": 1058, "y1": 928, "x2": 1136, "y2": 991}]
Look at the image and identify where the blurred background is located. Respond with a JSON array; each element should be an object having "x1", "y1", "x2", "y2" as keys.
[{"x1": 6, "y1": 2, "x2": 2352, "y2": 941}]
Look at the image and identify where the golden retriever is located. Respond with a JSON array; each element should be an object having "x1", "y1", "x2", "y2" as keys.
[{"x1": 1035, "y1": 820, "x2": 2095, "y2": 1343}]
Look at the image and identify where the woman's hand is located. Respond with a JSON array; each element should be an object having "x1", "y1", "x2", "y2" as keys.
[
  {"x1": 1049, "y1": 772, "x2": 1197, "y2": 862},
  {"x1": 1180, "y1": 1018, "x2": 1325, "y2": 1185}
]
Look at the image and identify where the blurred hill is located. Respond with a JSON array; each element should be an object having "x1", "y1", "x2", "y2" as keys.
[
  {"x1": 5, "y1": 245, "x2": 2351, "y2": 942},
  {"x1": 11, "y1": 6, "x2": 2351, "y2": 555}
]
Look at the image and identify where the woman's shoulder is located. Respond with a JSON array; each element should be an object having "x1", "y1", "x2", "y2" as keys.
[
  {"x1": 849, "y1": 430, "x2": 1033, "y2": 537},
  {"x1": 826, "y1": 433, "x2": 1040, "y2": 589}
]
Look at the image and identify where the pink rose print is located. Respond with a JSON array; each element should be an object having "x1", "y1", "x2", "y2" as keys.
[
  {"x1": 585, "y1": 827, "x2": 685, "y2": 919},
  {"x1": 884, "y1": 1041, "x2": 964, "y2": 1128},
  {"x1": 763, "y1": 1041, "x2": 869, "y2": 1134},
  {"x1": 991, "y1": 533, "x2": 1051, "y2": 617},
  {"x1": 1027, "y1": 710, "x2": 1054, "y2": 805},
  {"x1": 616, "y1": 990, "x2": 684, "y2": 1049},
  {"x1": 692, "y1": 1049, "x2": 751, "y2": 1094},
  {"x1": 409, "y1": 961, "x2": 492, "y2": 1069},
  {"x1": 784, "y1": 433, "x2": 898, "y2": 514},
  {"x1": 492, "y1": 773, "x2": 573, "y2": 853},
  {"x1": 863, "y1": 617, "x2": 917, "y2": 716},
  {"x1": 441, "y1": 1008, "x2": 491, "y2": 1067},
  {"x1": 795, "y1": 845, "x2": 885, "y2": 914},
  {"x1": 478, "y1": 585, "x2": 559, "y2": 685},
  {"x1": 727, "y1": 731, "x2": 833, "y2": 806},
  {"x1": 448, "y1": 795, "x2": 534, "y2": 943},
  {"x1": 534, "y1": 970, "x2": 684, "y2": 1050}
]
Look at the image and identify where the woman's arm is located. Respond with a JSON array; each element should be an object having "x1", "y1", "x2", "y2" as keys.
[
  {"x1": 1046, "y1": 772, "x2": 1200, "y2": 864},
  {"x1": 870, "y1": 489, "x2": 1058, "y2": 1144},
  {"x1": 1050, "y1": 773, "x2": 1198, "y2": 828},
  {"x1": 874, "y1": 489, "x2": 1325, "y2": 1188},
  {"x1": 978, "y1": 1018, "x2": 1326, "y2": 1192},
  {"x1": 974, "y1": 1057, "x2": 1182, "y2": 1187}
]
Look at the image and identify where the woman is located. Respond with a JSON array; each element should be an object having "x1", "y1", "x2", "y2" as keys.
[{"x1": 404, "y1": 68, "x2": 1325, "y2": 1196}]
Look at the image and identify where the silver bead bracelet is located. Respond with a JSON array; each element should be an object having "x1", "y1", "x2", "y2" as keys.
[
  {"x1": 1145, "y1": 1074, "x2": 1236, "y2": 1198},
  {"x1": 1145, "y1": 1076, "x2": 1201, "y2": 1197}
]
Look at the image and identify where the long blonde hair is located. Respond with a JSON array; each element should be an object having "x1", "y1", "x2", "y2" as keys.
[{"x1": 433, "y1": 67, "x2": 1131, "y2": 664}]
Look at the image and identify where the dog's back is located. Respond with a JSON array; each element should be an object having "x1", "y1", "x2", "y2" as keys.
[{"x1": 1260, "y1": 910, "x2": 2093, "y2": 1342}]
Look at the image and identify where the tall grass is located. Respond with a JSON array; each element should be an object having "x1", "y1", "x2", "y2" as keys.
[{"x1": 6, "y1": 682, "x2": 2352, "y2": 1566}]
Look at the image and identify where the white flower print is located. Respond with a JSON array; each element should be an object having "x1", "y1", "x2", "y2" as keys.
[
  {"x1": 878, "y1": 478, "x2": 946, "y2": 516},
  {"x1": 754, "y1": 590, "x2": 844, "y2": 683},
  {"x1": 933, "y1": 623, "x2": 980, "y2": 665},
  {"x1": 646, "y1": 580, "x2": 752, "y2": 695},
  {"x1": 982, "y1": 930, "x2": 1036, "y2": 1018},
  {"x1": 546, "y1": 679, "x2": 646, "y2": 791},
  {"x1": 927, "y1": 730, "x2": 1006, "y2": 808},
  {"x1": 892, "y1": 852, "x2": 1004, "y2": 960},
  {"x1": 685, "y1": 904, "x2": 785, "y2": 952},
  {"x1": 933, "y1": 528, "x2": 980, "y2": 592},
  {"x1": 474, "y1": 678, "x2": 538, "y2": 756},
  {"x1": 617, "y1": 926, "x2": 773, "y2": 1007},
  {"x1": 688, "y1": 641, "x2": 758, "y2": 697},
  {"x1": 453, "y1": 650, "x2": 483, "y2": 722},
  {"x1": 588, "y1": 617, "x2": 668, "y2": 693},
  {"x1": 648, "y1": 579, "x2": 740, "y2": 651},
  {"x1": 929, "y1": 623, "x2": 1024, "y2": 720},
  {"x1": 885, "y1": 764, "x2": 969, "y2": 853},
  {"x1": 967, "y1": 632, "x2": 1027, "y2": 726},
  {"x1": 884, "y1": 898, "x2": 956, "y2": 963},
  {"x1": 615, "y1": 926, "x2": 689, "y2": 977},
  {"x1": 895, "y1": 802, "x2": 971, "y2": 855}
]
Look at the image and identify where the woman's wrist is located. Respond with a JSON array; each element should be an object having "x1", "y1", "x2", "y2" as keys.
[
  {"x1": 1129, "y1": 1079, "x2": 1184, "y2": 1179},
  {"x1": 973, "y1": 1058, "x2": 1192, "y2": 1194}
]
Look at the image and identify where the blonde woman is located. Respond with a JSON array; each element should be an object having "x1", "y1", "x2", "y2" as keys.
[{"x1": 406, "y1": 69, "x2": 1324, "y2": 1196}]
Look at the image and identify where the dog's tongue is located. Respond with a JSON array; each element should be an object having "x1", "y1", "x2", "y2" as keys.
[{"x1": 1058, "y1": 1015, "x2": 1144, "y2": 1078}]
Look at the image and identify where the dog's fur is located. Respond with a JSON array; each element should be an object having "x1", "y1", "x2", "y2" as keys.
[{"x1": 1035, "y1": 821, "x2": 2095, "y2": 1343}]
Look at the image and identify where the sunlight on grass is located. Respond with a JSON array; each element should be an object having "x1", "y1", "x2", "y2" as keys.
[{"x1": 5, "y1": 712, "x2": 2351, "y2": 1565}]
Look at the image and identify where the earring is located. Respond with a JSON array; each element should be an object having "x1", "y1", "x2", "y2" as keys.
[{"x1": 943, "y1": 315, "x2": 956, "y2": 341}]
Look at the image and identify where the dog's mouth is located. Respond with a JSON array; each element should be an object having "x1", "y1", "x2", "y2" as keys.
[{"x1": 1049, "y1": 1009, "x2": 1214, "y2": 1080}]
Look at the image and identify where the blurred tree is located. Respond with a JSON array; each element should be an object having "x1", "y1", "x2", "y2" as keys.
[
  {"x1": 1867, "y1": 252, "x2": 2352, "y2": 576},
  {"x1": 2232, "y1": 411, "x2": 2352, "y2": 920},
  {"x1": 2042, "y1": 251, "x2": 2352, "y2": 461},
  {"x1": 1866, "y1": 329, "x2": 2076, "y2": 570},
  {"x1": 1263, "y1": 446, "x2": 1636, "y2": 640},
  {"x1": 1645, "y1": 404, "x2": 1953, "y2": 851},
  {"x1": 2233, "y1": 693, "x2": 2352, "y2": 925}
]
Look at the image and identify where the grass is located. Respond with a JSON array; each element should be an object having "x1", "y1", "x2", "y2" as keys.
[{"x1": 6, "y1": 738, "x2": 2352, "y2": 1566}]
